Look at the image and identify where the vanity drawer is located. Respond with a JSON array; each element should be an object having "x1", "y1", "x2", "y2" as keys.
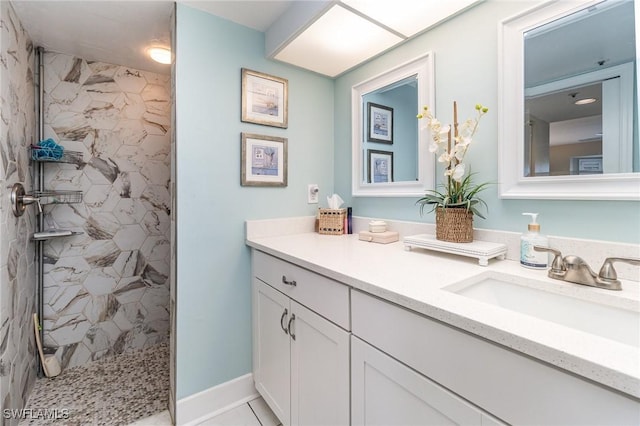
[{"x1": 252, "y1": 250, "x2": 350, "y2": 330}]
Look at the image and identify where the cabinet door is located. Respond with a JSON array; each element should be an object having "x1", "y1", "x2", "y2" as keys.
[
  {"x1": 352, "y1": 336, "x2": 484, "y2": 426},
  {"x1": 290, "y1": 300, "x2": 350, "y2": 426},
  {"x1": 253, "y1": 279, "x2": 291, "y2": 425}
]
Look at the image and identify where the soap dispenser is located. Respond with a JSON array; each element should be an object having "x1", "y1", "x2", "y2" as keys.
[{"x1": 520, "y1": 213, "x2": 549, "y2": 269}]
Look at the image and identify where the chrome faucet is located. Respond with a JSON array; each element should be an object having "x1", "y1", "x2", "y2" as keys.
[{"x1": 533, "y1": 246, "x2": 640, "y2": 291}]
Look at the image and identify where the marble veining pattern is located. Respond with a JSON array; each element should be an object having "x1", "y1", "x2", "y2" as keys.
[
  {"x1": 0, "y1": 1, "x2": 38, "y2": 423},
  {"x1": 41, "y1": 51, "x2": 171, "y2": 370}
]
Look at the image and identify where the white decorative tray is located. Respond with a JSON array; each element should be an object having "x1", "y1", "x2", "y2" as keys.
[{"x1": 403, "y1": 234, "x2": 507, "y2": 266}]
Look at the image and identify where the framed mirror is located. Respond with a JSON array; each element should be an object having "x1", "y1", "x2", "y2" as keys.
[
  {"x1": 498, "y1": 0, "x2": 639, "y2": 200},
  {"x1": 351, "y1": 53, "x2": 435, "y2": 197}
]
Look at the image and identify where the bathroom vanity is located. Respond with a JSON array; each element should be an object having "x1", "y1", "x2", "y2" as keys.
[{"x1": 247, "y1": 225, "x2": 640, "y2": 425}]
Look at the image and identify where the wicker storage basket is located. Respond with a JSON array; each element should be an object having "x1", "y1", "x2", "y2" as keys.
[
  {"x1": 435, "y1": 207, "x2": 474, "y2": 243},
  {"x1": 318, "y1": 208, "x2": 346, "y2": 235}
]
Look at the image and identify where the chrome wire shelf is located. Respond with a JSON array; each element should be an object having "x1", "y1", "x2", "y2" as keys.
[
  {"x1": 30, "y1": 146, "x2": 84, "y2": 165},
  {"x1": 34, "y1": 190, "x2": 83, "y2": 205}
]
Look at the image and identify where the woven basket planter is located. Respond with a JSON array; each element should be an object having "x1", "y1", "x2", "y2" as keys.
[{"x1": 435, "y1": 207, "x2": 474, "y2": 243}]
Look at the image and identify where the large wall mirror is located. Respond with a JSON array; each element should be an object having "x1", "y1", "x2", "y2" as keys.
[
  {"x1": 499, "y1": 0, "x2": 639, "y2": 199},
  {"x1": 352, "y1": 53, "x2": 435, "y2": 196}
]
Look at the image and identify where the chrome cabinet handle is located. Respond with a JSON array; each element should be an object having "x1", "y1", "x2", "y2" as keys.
[
  {"x1": 280, "y1": 309, "x2": 288, "y2": 334},
  {"x1": 282, "y1": 275, "x2": 297, "y2": 286},
  {"x1": 287, "y1": 314, "x2": 296, "y2": 340},
  {"x1": 598, "y1": 257, "x2": 640, "y2": 281}
]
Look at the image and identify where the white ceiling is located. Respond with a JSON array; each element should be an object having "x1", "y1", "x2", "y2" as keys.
[
  {"x1": 12, "y1": 1, "x2": 173, "y2": 74},
  {"x1": 11, "y1": 0, "x2": 294, "y2": 75},
  {"x1": 11, "y1": 0, "x2": 480, "y2": 77},
  {"x1": 182, "y1": 1, "x2": 294, "y2": 32}
]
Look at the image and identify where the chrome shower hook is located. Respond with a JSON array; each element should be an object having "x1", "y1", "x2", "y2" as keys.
[{"x1": 10, "y1": 183, "x2": 41, "y2": 217}]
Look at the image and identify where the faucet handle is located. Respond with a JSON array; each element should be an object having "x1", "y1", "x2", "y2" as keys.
[
  {"x1": 598, "y1": 257, "x2": 640, "y2": 282},
  {"x1": 21, "y1": 194, "x2": 43, "y2": 214},
  {"x1": 533, "y1": 246, "x2": 566, "y2": 274}
]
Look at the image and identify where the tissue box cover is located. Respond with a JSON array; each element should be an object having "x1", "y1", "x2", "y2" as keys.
[
  {"x1": 359, "y1": 230, "x2": 399, "y2": 244},
  {"x1": 319, "y1": 208, "x2": 346, "y2": 235}
]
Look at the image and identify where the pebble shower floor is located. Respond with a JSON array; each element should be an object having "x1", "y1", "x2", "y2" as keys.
[{"x1": 20, "y1": 343, "x2": 169, "y2": 425}]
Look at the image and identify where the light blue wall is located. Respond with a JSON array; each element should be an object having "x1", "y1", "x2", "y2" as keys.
[
  {"x1": 175, "y1": 4, "x2": 334, "y2": 399},
  {"x1": 334, "y1": 1, "x2": 640, "y2": 243},
  {"x1": 175, "y1": 0, "x2": 639, "y2": 401}
]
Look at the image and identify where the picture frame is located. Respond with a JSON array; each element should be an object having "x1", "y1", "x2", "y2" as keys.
[
  {"x1": 576, "y1": 156, "x2": 603, "y2": 175},
  {"x1": 367, "y1": 102, "x2": 393, "y2": 144},
  {"x1": 241, "y1": 133, "x2": 288, "y2": 187},
  {"x1": 241, "y1": 68, "x2": 288, "y2": 128},
  {"x1": 367, "y1": 149, "x2": 394, "y2": 183}
]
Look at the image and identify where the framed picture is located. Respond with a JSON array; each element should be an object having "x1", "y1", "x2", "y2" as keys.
[
  {"x1": 577, "y1": 157, "x2": 603, "y2": 174},
  {"x1": 241, "y1": 68, "x2": 288, "y2": 128},
  {"x1": 367, "y1": 149, "x2": 393, "y2": 183},
  {"x1": 241, "y1": 133, "x2": 288, "y2": 187},
  {"x1": 367, "y1": 102, "x2": 393, "y2": 144}
]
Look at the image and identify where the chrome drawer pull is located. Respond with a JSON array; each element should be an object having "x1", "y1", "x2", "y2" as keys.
[
  {"x1": 282, "y1": 275, "x2": 297, "y2": 286},
  {"x1": 280, "y1": 309, "x2": 289, "y2": 334},
  {"x1": 287, "y1": 314, "x2": 296, "y2": 340}
]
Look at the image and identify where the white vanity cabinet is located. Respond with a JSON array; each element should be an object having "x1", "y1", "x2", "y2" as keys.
[
  {"x1": 249, "y1": 241, "x2": 639, "y2": 426},
  {"x1": 252, "y1": 251, "x2": 350, "y2": 426},
  {"x1": 352, "y1": 290, "x2": 640, "y2": 426},
  {"x1": 352, "y1": 335, "x2": 503, "y2": 426}
]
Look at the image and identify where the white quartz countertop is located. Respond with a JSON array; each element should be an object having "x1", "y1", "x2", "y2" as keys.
[{"x1": 246, "y1": 232, "x2": 640, "y2": 399}]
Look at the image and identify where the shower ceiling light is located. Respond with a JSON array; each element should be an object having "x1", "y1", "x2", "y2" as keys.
[{"x1": 148, "y1": 47, "x2": 171, "y2": 64}]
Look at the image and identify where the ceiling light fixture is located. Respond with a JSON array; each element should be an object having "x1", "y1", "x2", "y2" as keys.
[
  {"x1": 342, "y1": 0, "x2": 479, "y2": 37},
  {"x1": 274, "y1": 5, "x2": 401, "y2": 77},
  {"x1": 574, "y1": 98, "x2": 596, "y2": 105},
  {"x1": 267, "y1": 0, "x2": 481, "y2": 77},
  {"x1": 148, "y1": 47, "x2": 171, "y2": 64}
]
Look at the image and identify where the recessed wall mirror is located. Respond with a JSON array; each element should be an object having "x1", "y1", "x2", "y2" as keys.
[
  {"x1": 499, "y1": 0, "x2": 639, "y2": 199},
  {"x1": 352, "y1": 53, "x2": 435, "y2": 196}
]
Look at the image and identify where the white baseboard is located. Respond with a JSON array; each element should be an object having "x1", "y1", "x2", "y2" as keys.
[{"x1": 176, "y1": 373, "x2": 259, "y2": 426}]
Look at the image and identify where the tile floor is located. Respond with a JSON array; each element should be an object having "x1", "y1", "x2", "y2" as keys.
[
  {"x1": 131, "y1": 397, "x2": 281, "y2": 426},
  {"x1": 21, "y1": 343, "x2": 169, "y2": 426},
  {"x1": 196, "y1": 397, "x2": 280, "y2": 426},
  {"x1": 21, "y1": 341, "x2": 280, "y2": 426}
]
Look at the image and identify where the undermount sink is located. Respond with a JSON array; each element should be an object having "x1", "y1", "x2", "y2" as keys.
[{"x1": 445, "y1": 273, "x2": 640, "y2": 348}]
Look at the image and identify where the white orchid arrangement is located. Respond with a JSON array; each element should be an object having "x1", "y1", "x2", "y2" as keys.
[{"x1": 416, "y1": 102, "x2": 490, "y2": 218}]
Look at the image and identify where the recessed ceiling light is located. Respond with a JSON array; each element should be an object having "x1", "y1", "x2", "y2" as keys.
[
  {"x1": 575, "y1": 98, "x2": 596, "y2": 105},
  {"x1": 148, "y1": 47, "x2": 171, "y2": 64}
]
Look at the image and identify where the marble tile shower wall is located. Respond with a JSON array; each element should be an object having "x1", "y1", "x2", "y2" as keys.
[
  {"x1": 0, "y1": 0, "x2": 38, "y2": 420},
  {"x1": 41, "y1": 52, "x2": 171, "y2": 369}
]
